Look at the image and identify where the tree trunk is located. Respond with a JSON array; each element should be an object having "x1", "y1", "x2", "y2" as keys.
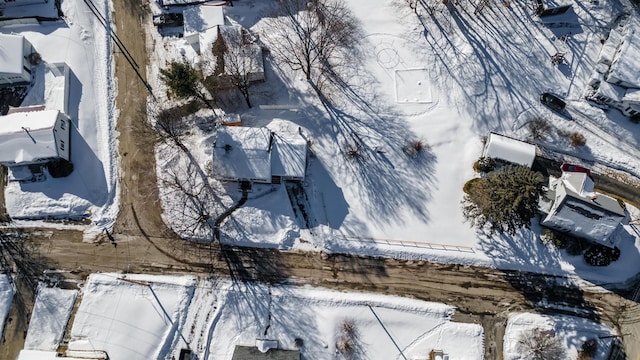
[{"x1": 241, "y1": 88, "x2": 252, "y2": 108}]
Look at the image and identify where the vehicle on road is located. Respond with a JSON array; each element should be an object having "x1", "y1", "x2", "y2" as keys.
[
  {"x1": 561, "y1": 163, "x2": 591, "y2": 176},
  {"x1": 540, "y1": 92, "x2": 566, "y2": 113}
]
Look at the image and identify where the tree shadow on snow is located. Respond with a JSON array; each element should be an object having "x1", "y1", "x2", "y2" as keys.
[
  {"x1": 416, "y1": 2, "x2": 566, "y2": 134},
  {"x1": 307, "y1": 69, "x2": 437, "y2": 232}
]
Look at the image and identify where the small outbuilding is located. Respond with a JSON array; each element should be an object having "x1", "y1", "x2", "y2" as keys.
[
  {"x1": 0, "y1": 34, "x2": 33, "y2": 86},
  {"x1": 482, "y1": 133, "x2": 536, "y2": 168}
]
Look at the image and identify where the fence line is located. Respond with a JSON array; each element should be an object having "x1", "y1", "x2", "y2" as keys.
[{"x1": 336, "y1": 235, "x2": 475, "y2": 253}]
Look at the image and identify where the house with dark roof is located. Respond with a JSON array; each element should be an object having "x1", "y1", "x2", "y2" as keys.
[
  {"x1": 231, "y1": 345, "x2": 300, "y2": 360},
  {"x1": 539, "y1": 171, "x2": 626, "y2": 248}
]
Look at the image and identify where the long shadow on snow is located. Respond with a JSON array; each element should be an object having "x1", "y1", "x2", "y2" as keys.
[
  {"x1": 310, "y1": 72, "x2": 437, "y2": 231},
  {"x1": 417, "y1": 3, "x2": 560, "y2": 134}
]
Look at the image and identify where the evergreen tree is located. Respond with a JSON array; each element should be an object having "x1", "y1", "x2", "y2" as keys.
[
  {"x1": 159, "y1": 61, "x2": 216, "y2": 111},
  {"x1": 463, "y1": 164, "x2": 545, "y2": 234}
]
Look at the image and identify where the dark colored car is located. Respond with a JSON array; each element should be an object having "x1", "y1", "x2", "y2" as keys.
[
  {"x1": 540, "y1": 92, "x2": 566, "y2": 112},
  {"x1": 561, "y1": 163, "x2": 591, "y2": 176}
]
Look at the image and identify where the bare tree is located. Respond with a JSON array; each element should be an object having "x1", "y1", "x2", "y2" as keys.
[
  {"x1": 217, "y1": 27, "x2": 261, "y2": 108},
  {"x1": 516, "y1": 328, "x2": 566, "y2": 360},
  {"x1": 159, "y1": 159, "x2": 218, "y2": 240},
  {"x1": 265, "y1": 0, "x2": 360, "y2": 83},
  {"x1": 149, "y1": 105, "x2": 189, "y2": 152}
]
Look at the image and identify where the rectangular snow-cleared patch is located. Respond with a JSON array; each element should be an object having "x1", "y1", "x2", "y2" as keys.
[
  {"x1": 24, "y1": 286, "x2": 78, "y2": 351},
  {"x1": 395, "y1": 69, "x2": 433, "y2": 103}
]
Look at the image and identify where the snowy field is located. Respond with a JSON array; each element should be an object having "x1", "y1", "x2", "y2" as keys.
[
  {"x1": 503, "y1": 312, "x2": 616, "y2": 360},
  {"x1": 18, "y1": 274, "x2": 486, "y2": 359},
  {"x1": 149, "y1": 0, "x2": 640, "y2": 285},
  {"x1": 0, "y1": 0, "x2": 118, "y2": 238}
]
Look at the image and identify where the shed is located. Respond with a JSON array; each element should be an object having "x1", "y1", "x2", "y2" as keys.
[
  {"x1": 482, "y1": 133, "x2": 536, "y2": 168},
  {"x1": 0, "y1": 110, "x2": 70, "y2": 166},
  {"x1": 0, "y1": 34, "x2": 32, "y2": 85}
]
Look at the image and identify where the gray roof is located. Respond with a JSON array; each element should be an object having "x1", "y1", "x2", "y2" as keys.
[{"x1": 231, "y1": 346, "x2": 300, "y2": 360}]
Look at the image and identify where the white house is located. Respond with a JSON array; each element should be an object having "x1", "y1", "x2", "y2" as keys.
[
  {"x1": 482, "y1": 133, "x2": 536, "y2": 168},
  {"x1": 183, "y1": 4, "x2": 225, "y2": 53},
  {"x1": 0, "y1": 109, "x2": 70, "y2": 167},
  {"x1": 0, "y1": 34, "x2": 32, "y2": 85},
  {"x1": 212, "y1": 126, "x2": 307, "y2": 184},
  {"x1": 539, "y1": 171, "x2": 626, "y2": 248},
  {"x1": 587, "y1": 22, "x2": 640, "y2": 118}
]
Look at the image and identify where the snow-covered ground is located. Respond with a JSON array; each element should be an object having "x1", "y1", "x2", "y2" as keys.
[
  {"x1": 148, "y1": 0, "x2": 640, "y2": 285},
  {"x1": 0, "y1": 274, "x2": 14, "y2": 336},
  {"x1": 503, "y1": 312, "x2": 616, "y2": 360},
  {"x1": 0, "y1": 0, "x2": 118, "y2": 238},
  {"x1": 18, "y1": 274, "x2": 486, "y2": 359}
]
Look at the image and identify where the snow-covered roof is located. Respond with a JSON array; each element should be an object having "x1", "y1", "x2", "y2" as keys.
[
  {"x1": 597, "y1": 29, "x2": 623, "y2": 65},
  {"x1": 483, "y1": 133, "x2": 536, "y2": 168},
  {"x1": 0, "y1": 34, "x2": 25, "y2": 75},
  {"x1": 542, "y1": 173, "x2": 625, "y2": 246},
  {"x1": 595, "y1": 81, "x2": 625, "y2": 102},
  {"x1": 213, "y1": 126, "x2": 272, "y2": 182},
  {"x1": 44, "y1": 63, "x2": 69, "y2": 114},
  {"x1": 623, "y1": 88, "x2": 640, "y2": 103},
  {"x1": 0, "y1": 110, "x2": 62, "y2": 164},
  {"x1": 183, "y1": 3, "x2": 225, "y2": 37},
  {"x1": 271, "y1": 132, "x2": 307, "y2": 179},
  {"x1": 231, "y1": 346, "x2": 300, "y2": 360},
  {"x1": 608, "y1": 28, "x2": 640, "y2": 88}
]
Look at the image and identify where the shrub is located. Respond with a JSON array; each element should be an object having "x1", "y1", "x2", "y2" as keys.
[
  {"x1": 402, "y1": 139, "x2": 428, "y2": 158},
  {"x1": 566, "y1": 237, "x2": 589, "y2": 256},
  {"x1": 541, "y1": 228, "x2": 568, "y2": 249},
  {"x1": 473, "y1": 157, "x2": 496, "y2": 173},
  {"x1": 343, "y1": 141, "x2": 363, "y2": 161},
  {"x1": 46, "y1": 159, "x2": 74, "y2": 178},
  {"x1": 517, "y1": 328, "x2": 566, "y2": 360},
  {"x1": 528, "y1": 117, "x2": 552, "y2": 139},
  {"x1": 570, "y1": 132, "x2": 587, "y2": 146},
  {"x1": 584, "y1": 244, "x2": 612, "y2": 266},
  {"x1": 578, "y1": 338, "x2": 597, "y2": 360}
]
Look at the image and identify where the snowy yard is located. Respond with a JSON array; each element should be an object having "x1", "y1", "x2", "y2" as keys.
[
  {"x1": 503, "y1": 312, "x2": 616, "y2": 360},
  {"x1": 17, "y1": 274, "x2": 486, "y2": 360},
  {"x1": 0, "y1": 0, "x2": 118, "y2": 238},
  {"x1": 148, "y1": 0, "x2": 640, "y2": 285}
]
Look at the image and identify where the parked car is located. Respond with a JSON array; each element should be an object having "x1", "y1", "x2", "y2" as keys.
[
  {"x1": 561, "y1": 163, "x2": 591, "y2": 176},
  {"x1": 540, "y1": 92, "x2": 566, "y2": 112}
]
